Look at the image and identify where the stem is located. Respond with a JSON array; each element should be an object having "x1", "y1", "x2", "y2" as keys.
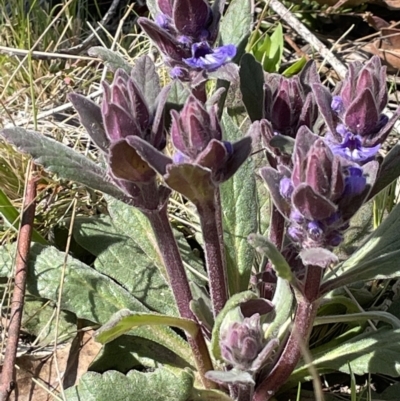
[
  {"x1": 197, "y1": 194, "x2": 229, "y2": 317},
  {"x1": 145, "y1": 207, "x2": 215, "y2": 389},
  {"x1": 0, "y1": 165, "x2": 36, "y2": 401},
  {"x1": 253, "y1": 266, "x2": 322, "y2": 401}
]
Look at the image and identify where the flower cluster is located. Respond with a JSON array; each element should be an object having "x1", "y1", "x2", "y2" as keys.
[
  {"x1": 69, "y1": 58, "x2": 171, "y2": 210},
  {"x1": 313, "y1": 56, "x2": 400, "y2": 165},
  {"x1": 261, "y1": 126, "x2": 378, "y2": 251},
  {"x1": 139, "y1": 0, "x2": 236, "y2": 79}
]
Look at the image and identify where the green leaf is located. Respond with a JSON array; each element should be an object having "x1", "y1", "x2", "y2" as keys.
[
  {"x1": 219, "y1": 0, "x2": 252, "y2": 59},
  {"x1": 88, "y1": 47, "x2": 133, "y2": 74},
  {"x1": 105, "y1": 196, "x2": 206, "y2": 285},
  {"x1": 0, "y1": 244, "x2": 194, "y2": 366},
  {"x1": 264, "y1": 277, "x2": 294, "y2": 340},
  {"x1": 248, "y1": 233, "x2": 294, "y2": 282},
  {"x1": 268, "y1": 23, "x2": 283, "y2": 72},
  {"x1": 211, "y1": 291, "x2": 257, "y2": 360},
  {"x1": 95, "y1": 310, "x2": 199, "y2": 344},
  {"x1": 22, "y1": 297, "x2": 76, "y2": 346},
  {"x1": 369, "y1": 142, "x2": 400, "y2": 199},
  {"x1": 220, "y1": 113, "x2": 257, "y2": 295},
  {"x1": 0, "y1": 187, "x2": 47, "y2": 244},
  {"x1": 282, "y1": 57, "x2": 307, "y2": 77},
  {"x1": 90, "y1": 335, "x2": 193, "y2": 373},
  {"x1": 0, "y1": 128, "x2": 128, "y2": 202},
  {"x1": 72, "y1": 215, "x2": 177, "y2": 316},
  {"x1": 293, "y1": 328, "x2": 400, "y2": 380},
  {"x1": 64, "y1": 368, "x2": 195, "y2": 401},
  {"x1": 239, "y1": 53, "x2": 264, "y2": 122},
  {"x1": 322, "y1": 201, "x2": 400, "y2": 294}
]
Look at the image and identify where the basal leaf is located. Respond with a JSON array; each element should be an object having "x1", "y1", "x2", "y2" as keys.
[
  {"x1": 293, "y1": 328, "x2": 400, "y2": 380},
  {"x1": 0, "y1": 128, "x2": 128, "y2": 202},
  {"x1": 64, "y1": 368, "x2": 194, "y2": 401},
  {"x1": 322, "y1": 201, "x2": 400, "y2": 294},
  {"x1": 90, "y1": 335, "x2": 194, "y2": 373},
  {"x1": 220, "y1": 113, "x2": 257, "y2": 295},
  {"x1": 72, "y1": 216, "x2": 177, "y2": 316},
  {"x1": 106, "y1": 196, "x2": 206, "y2": 286},
  {"x1": 95, "y1": 310, "x2": 199, "y2": 344},
  {"x1": 0, "y1": 244, "x2": 193, "y2": 365},
  {"x1": 219, "y1": 0, "x2": 253, "y2": 59},
  {"x1": 88, "y1": 47, "x2": 133, "y2": 74},
  {"x1": 239, "y1": 53, "x2": 264, "y2": 122}
]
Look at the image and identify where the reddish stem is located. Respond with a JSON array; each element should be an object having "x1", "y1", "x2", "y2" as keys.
[
  {"x1": 0, "y1": 167, "x2": 36, "y2": 401},
  {"x1": 196, "y1": 194, "x2": 229, "y2": 317},
  {"x1": 145, "y1": 207, "x2": 215, "y2": 388},
  {"x1": 253, "y1": 265, "x2": 322, "y2": 401}
]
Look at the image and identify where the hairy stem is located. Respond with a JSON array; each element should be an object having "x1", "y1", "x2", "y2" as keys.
[
  {"x1": 253, "y1": 266, "x2": 322, "y2": 401},
  {"x1": 197, "y1": 194, "x2": 229, "y2": 317},
  {"x1": 0, "y1": 166, "x2": 36, "y2": 401},
  {"x1": 145, "y1": 207, "x2": 215, "y2": 389}
]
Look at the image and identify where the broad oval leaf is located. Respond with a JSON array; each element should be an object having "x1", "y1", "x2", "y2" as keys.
[
  {"x1": 64, "y1": 368, "x2": 194, "y2": 401},
  {"x1": 88, "y1": 47, "x2": 133, "y2": 74}
]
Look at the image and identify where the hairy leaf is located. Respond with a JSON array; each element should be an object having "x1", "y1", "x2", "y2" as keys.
[
  {"x1": 0, "y1": 128, "x2": 128, "y2": 202},
  {"x1": 293, "y1": 328, "x2": 400, "y2": 380},
  {"x1": 220, "y1": 113, "x2": 257, "y2": 295},
  {"x1": 322, "y1": 201, "x2": 400, "y2": 294},
  {"x1": 88, "y1": 47, "x2": 133, "y2": 74},
  {"x1": 132, "y1": 56, "x2": 160, "y2": 107},
  {"x1": 72, "y1": 216, "x2": 177, "y2": 316},
  {"x1": 239, "y1": 53, "x2": 264, "y2": 122},
  {"x1": 64, "y1": 368, "x2": 194, "y2": 401},
  {"x1": 219, "y1": 0, "x2": 253, "y2": 59}
]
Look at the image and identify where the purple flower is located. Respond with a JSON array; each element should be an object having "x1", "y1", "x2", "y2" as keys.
[
  {"x1": 330, "y1": 132, "x2": 381, "y2": 163},
  {"x1": 279, "y1": 177, "x2": 293, "y2": 200},
  {"x1": 183, "y1": 41, "x2": 236, "y2": 71},
  {"x1": 331, "y1": 95, "x2": 344, "y2": 114}
]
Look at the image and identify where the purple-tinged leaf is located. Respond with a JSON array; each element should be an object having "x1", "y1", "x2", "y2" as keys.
[
  {"x1": 259, "y1": 167, "x2": 290, "y2": 217},
  {"x1": 138, "y1": 18, "x2": 188, "y2": 61},
  {"x1": 208, "y1": 62, "x2": 239, "y2": 82},
  {"x1": 127, "y1": 136, "x2": 172, "y2": 176},
  {"x1": 365, "y1": 106, "x2": 400, "y2": 147},
  {"x1": 68, "y1": 93, "x2": 109, "y2": 152},
  {"x1": 344, "y1": 89, "x2": 378, "y2": 136},
  {"x1": 312, "y1": 83, "x2": 336, "y2": 135},
  {"x1": 131, "y1": 55, "x2": 161, "y2": 108},
  {"x1": 173, "y1": 0, "x2": 210, "y2": 37},
  {"x1": 164, "y1": 163, "x2": 215, "y2": 204},
  {"x1": 292, "y1": 184, "x2": 337, "y2": 221},
  {"x1": 108, "y1": 139, "x2": 156, "y2": 182}
]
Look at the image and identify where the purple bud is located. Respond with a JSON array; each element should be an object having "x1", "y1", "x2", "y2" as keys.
[
  {"x1": 288, "y1": 225, "x2": 304, "y2": 243},
  {"x1": 173, "y1": 151, "x2": 189, "y2": 164},
  {"x1": 170, "y1": 66, "x2": 186, "y2": 80},
  {"x1": 155, "y1": 13, "x2": 170, "y2": 29},
  {"x1": 325, "y1": 212, "x2": 341, "y2": 226},
  {"x1": 220, "y1": 314, "x2": 264, "y2": 370},
  {"x1": 279, "y1": 177, "x2": 294, "y2": 200},
  {"x1": 344, "y1": 166, "x2": 366, "y2": 196},
  {"x1": 223, "y1": 141, "x2": 234, "y2": 156},
  {"x1": 177, "y1": 35, "x2": 191, "y2": 46},
  {"x1": 290, "y1": 209, "x2": 304, "y2": 224},
  {"x1": 331, "y1": 95, "x2": 344, "y2": 114}
]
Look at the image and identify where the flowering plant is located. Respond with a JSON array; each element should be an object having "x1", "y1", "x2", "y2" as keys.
[{"x1": 2, "y1": 0, "x2": 400, "y2": 400}]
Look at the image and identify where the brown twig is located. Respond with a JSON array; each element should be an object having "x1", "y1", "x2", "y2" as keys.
[{"x1": 0, "y1": 163, "x2": 37, "y2": 401}]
